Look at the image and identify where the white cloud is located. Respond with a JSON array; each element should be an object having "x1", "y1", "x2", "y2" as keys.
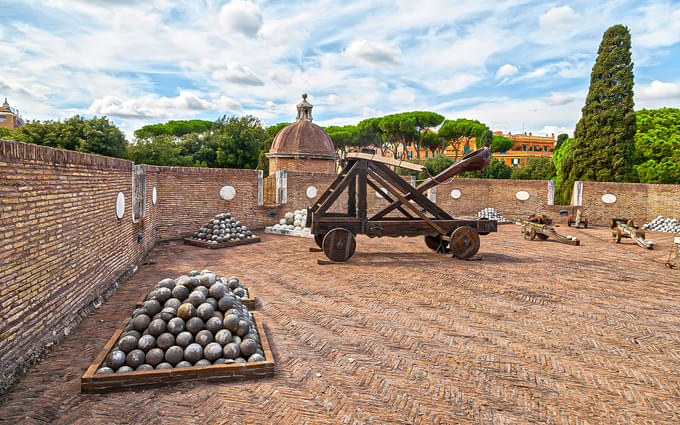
[
  {"x1": 636, "y1": 81, "x2": 680, "y2": 106},
  {"x1": 542, "y1": 92, "x2": 574, "y2": 105},
  {"x1": 219, "y1": 0, "x2": 263, "y2": 37},
  {"x1": 634, "y1": 4, "x2": 680, "y2": 48},
  {"x1": 536, "y1": 125, "x2": 572, "y2": 138},
  {"x1": 539, "y1": 6, "x2": 579, "y2": 30},
  {"x1": 212, "y1": 64, "x2": 264, "y2": 86},
  {"x1": 496, "y1": 64, "x2": 518, "y2": 79},
  {"x1": 344, "y1": 40, "x2": 401, "y2": 65},
  {"x1": 88, "y1": 91, "x2": 242, "y2": 119}
]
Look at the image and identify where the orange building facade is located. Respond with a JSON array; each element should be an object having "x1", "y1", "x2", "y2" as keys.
[
  {"x1": 493, "y1": 131, "x2": 555, "y2": 168},
  {"x1": 0, "y1": 98, "x2": 25, "y2": 130}
]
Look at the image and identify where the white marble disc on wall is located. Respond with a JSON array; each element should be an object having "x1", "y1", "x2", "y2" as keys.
[
  {"x1": 450, "y1": 189, "x2": 462, "y2": 199},
  {"x1": 515, "y1": 190, "x2": 530, "y2": 201},
  {"x1": 220, "y1": 185, "x2": 236, "y2": 201},
  {"x1": 116, "y1": 192, "x2": 125, "y2": 219},
  {"x1": 152, "y1": 186, "x2": 157, "y2": 205},
  {"x1": 306, "y1": 185, "x2": 317, "y2": 198},
  {"x1": 601, "y1": 193, "x2": 617, "y2": 204}
]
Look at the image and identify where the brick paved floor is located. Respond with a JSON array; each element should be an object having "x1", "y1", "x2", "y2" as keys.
[{"x1": 1, "y1": 225, "x2": 680, "y2": 425}]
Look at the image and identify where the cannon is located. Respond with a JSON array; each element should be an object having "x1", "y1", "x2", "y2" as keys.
[
  {"x1": 567, "y1": 206, "x2": 589, "y2": 228},
  {"x1": 307, "y1": 147, "x2": 497, "y2": 262},
  {"x1": 665, "y1": 236, "x2": 680, "y2": 269},
  {"x1": 610, "y1": 218, "x2": 654, "y2": 249},
  {"x1": 517, "y1": 219, "x2": 580, "y2": 245}
]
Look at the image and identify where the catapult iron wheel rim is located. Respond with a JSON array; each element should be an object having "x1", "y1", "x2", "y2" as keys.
[
  {"x1": 522, "y1": 225, "x2": 536, "y2": 241},
  {"x1": 322, "y1": 228, "x2": 356, "y2": 262},
  {"x1": 424, "y1": 234, "x2": 443, "y2": 251},
  {"x1": 450, "y1": 226, "x2": 480, "y2": 259},
  {"x1": 314, "y1": 234, "x2": 325, "y2": 248}
]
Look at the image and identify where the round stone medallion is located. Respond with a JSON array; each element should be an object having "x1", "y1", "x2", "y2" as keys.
[
  {"x1": 515, "y1": 190, "x2": 530, "y2": 201},
  {"x1": 601, "y1": 193, "x2": 617, "y2": 204},
  {"x1": 116, "y1": 192, "x2": 125, "y2": 219},
  {"x1": 306, "y1": 186, "x2": 317, "y2": 198},
  {"x1": 450, "y1": 189, "x2": 462, "y2": 199},
  {"x1": 152, "y1": 186, "x2": 157, "y2": 204},
  {"x1": 219, "y1": 185, "x2": 236, "y2": 201}
]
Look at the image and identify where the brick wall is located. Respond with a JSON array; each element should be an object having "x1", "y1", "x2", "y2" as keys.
[{"x1": 268, "y1": 157, "x2": 336, "y2": 175}]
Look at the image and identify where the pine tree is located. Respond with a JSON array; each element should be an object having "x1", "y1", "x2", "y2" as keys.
[{"x1": 557, "y1": 25, "x2": 637, "y2": 203}]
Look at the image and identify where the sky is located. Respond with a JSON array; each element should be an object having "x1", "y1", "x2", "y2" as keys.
[{"x1": 1, "y1": 0, "x2": 680, "y2": 140}]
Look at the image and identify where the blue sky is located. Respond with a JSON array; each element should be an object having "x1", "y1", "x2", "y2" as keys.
[{"x1": 1, "y1": 0, "x2": 680, "y2": 139}]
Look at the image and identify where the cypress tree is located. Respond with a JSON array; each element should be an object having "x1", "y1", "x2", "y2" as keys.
[{"x1": 557, "y1": 25, "x2": 637, "y2": 203}]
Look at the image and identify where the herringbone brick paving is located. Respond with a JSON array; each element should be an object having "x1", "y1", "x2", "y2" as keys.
[{"x1": 1, "y1": 225, "x2": 679, "y2": 424}]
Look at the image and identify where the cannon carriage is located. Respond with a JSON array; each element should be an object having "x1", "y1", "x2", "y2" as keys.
[{"x1": 306, "y1": 147, "x2": 497, "y2": 262}]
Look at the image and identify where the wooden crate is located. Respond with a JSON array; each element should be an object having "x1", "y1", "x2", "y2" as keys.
[
  {"x1": 183, "y1": 237, "x2": 261, "y2": 249},
  {"x1": 81, "y1": 312, "x2": 274, "y2": 393},
  {"x1": 135, "y1": 287, "x2": 257, "y2": 310}
]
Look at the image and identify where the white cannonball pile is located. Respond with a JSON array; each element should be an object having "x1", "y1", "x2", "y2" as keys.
[
  {"x1": 643, "y1": 216, "x2": 680, "y2": 233},
  {"x1": 95, "y1": 270, "x2": 264, "y2": 375},
  {"x1": 477, "y1": 208, "x2": 509, "y2": 223},
  {"x1": 192, "y1": 213, "x2": 256, "y2": 243},
  {"x1": 271, "y1": 209, "x2": 310, "y2": 232}
]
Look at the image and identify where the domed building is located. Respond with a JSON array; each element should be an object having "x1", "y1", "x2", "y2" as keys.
[
  {"x1": 266, "y1": 94, "x2": 337, "y2": 175},
  {"x1": 0, "y1": 98, "x2": 25, "y2": 130}
]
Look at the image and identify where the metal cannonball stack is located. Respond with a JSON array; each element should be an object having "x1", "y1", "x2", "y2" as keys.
[
  {"x1": 477, "y1": 208, "x2": 509, "y2": 223},
  {"x1": 269, "y1": 209, "x2": 310, "y2": 233},
  {"x1": 642, "y1": 216, "x2": 680, "y2": 233},
  {"x1": 95, "y1": 270, "x2": 264, "y2": 374},
  {"x1": 192, "y1": 213, "x2": 256, "y2": 244}
]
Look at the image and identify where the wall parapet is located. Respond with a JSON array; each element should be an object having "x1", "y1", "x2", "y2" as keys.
[{"x1": 1, "y1": 139, "x2": 131, "y2": 170}]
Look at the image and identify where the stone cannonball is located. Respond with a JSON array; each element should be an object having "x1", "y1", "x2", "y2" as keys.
[
  {"x1": 232, "y1": 287, "x2": 245, "y2": 298},
  {"x1": 185, "y1": 277, "x2": 200, "y2": 290},
  {"x1": 223, "y1": 314, "x2": 240, "y2": 333},
  {"x1": 176, "y1": 276, "x2": 194, "y2": 288},
  {"x1": 244, "y1": 332, "x2": 260, "y2": 343},
  {"x1": 196, "y1": 303, "x2": 215, "y2": 321},
  {"x1": 177, "y1": 303, "x2": 195, "y2": 320},
  {"x1": 195, "y1": 329, "x2": 214, "y2": 347},
  {"x1": 234, "y1": 358, "x2": 246, "y2": 364},
  {"x1": 206, "y1": 297, "x2": 218, "y2": 309},
  {"x1": 155, "y1": 278, "x2": 176, "y2": 290},
  {"x1": 125, "y1": 349, "x2": 146, "y2": 368},
  {"x1": 209, "y1": 282, "x2": 228, "y2": 300},
  {"x1": 156, "y1": 332, "x2": 175, "y2": 350},
  {"x1": 175, "y1": 331, "x2": 194, "y2": 348},
  {"x1": 213, "y1": 311, "x2": 224, "y2": 321},
  {"x1": 149, "y1": 287, "x2": 172, "y2": 304},
  {"x1": 239, "y1": 339, "x2": 258, "y2": 358},
  {"x1": 145, "y1": 348, "x2": 165, "y2": 366},
  {"x1": 167, "y1": 317, "x2": 186, "y2": 335},
  {"x1": 203, "y1": 342, "x2": 223, "y2": 362},
  {"x1": 142, "y1": 300, "x2": 162, "y2": 317},
  {"x1": 116, "y1": 366, "x2": 134, "y2": 373},
  {"x1": 186, "y1": 317, "x2": 204, "y2": 334},
  {"x1": 248, "y1": 353, "x2": 265, "y2": 363},
  {"x1": 156, "y1": 307, "x2": 176, "y2": 322},
  {"x1": 132, "y1": 314, "x2": 151, "y2": 332},
  {"x1": 184, "y1": 343, "x2": 204, "y2": 363},
  {"x1": 226, "y1": 308, "x2": 241, "y2": 317},
  {"x1": 222, "y1": 342, "x2": 240, "y2": 359},
  {"x1": 106, "y1": 350, "x2": 126, "y2": 370},
  {"x1": 164, "y1": 298, "x2": 182, "y2": 310},
  {"x1": 227, "y1": 277, "x2": 240, "y2": 290},
  {"x1": 198, "y1": 272, "x2": 216, "y2": 287},
  {"x1": 164, "y1": 345, "x2": 184, "y2": 365},
  {"x1": 155, "y1": 362, "x2": 173, "y2": 370},
  {"x1": 213, "y1": 358, "x2": 226, "y2": 365},
  {"x1": 232, "y1": 336, "x2": 242, "y2": 347},
  {"x1": 96, "y1": 367, "x2": 113, "y2": 374},
  {"x1": 194, "y1": 286, "x2": 209, "y2": 297},
  {"x1": 215, "y1": 329, "x2": 232, "y2": 345},
  {"x1": 147, "y1": 319, "x2": 167, "y2": 337},
  {"x1": 194, "y1": 359, "x2": 212, "y2": 367},
  {"x1": 121, "y1": 329, "x2": 141, "y2": 340},
  {"x1": 137, "y1": 335, "x2": 156, "y2": 352},
  {"x1": 175, "y1": 360, "x2": 192, "y2": 368},
  {"x1": 136, "y1": 364, "x2": 154, "y2": 372},
  {"x1": 118, "y1": 335, "x2": 139, "y2": 353},
  {"x1": 205, "y1": 317, "x2": 223, "y2": 334},
  {"x1": 187, "y1": 291, "x2": 206, "y2": 308},
  {"x1": 218, "y1": 295, "x2": 235, "y2": 312},
  {"x1": 236, "y1": 320, "x2": 251, "y2": 337},
  {"x1": 172, "y1": 285, "x2": 190, "y2": 301}
]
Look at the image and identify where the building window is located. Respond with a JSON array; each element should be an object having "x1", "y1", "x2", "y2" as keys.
[
  {"x1": 407, "y1": 151, "x2": 412, "y2": 159},
  {"x1": 0, "y1": 115, "x2": 5, "y2": 122},
  {"x1": 522, "y1": 145, "x2": 527, "y2": 151},
  {"x1": 425, "y1": 151, "x2": 429, "y2": 158},
  {"x1": 512, "y1": 158, "x2": 520, "y2": 167},
  {"x1": 464, "y1": 144, "x2": 470, "y2": 154}
]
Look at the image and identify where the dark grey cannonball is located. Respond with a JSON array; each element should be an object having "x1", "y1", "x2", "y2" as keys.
[
  {"x1": 156, "y1": 278, "x2": 176, "y2": 290},
  {"x1": 223, "y1": 342, "x2": 240, "y2": 359},
  {"x1": 142, "y1": 300, "x2": 162, "y2": 317},
  {"x1": 226, "y1": 308, "x2": 241, "y2": 316},
  {"x1": 176, "y1": 276, "x2": 194, "y2": 289},
  {"x1": 136, "y1": 364, "x2": 154, "y2": 371},
  {"x1": 177, "y1": 303, "x2": 195, "y2": 320},
  {"x1": 167, "y1": 317, "x2": 186, "y2": 335},
  {"x1": 213, "y1": 311, "x2": 224, "y2": 321},
  {"x1": 198, "y1": 273, "x2": 216, "y2": 287},
  {"x1": 132, "y1": 314, "x2": 151, "y2": 332},
  {"x1": 149, "y1": 287, "x2": 172, "y2": 304},
  {"x1": 189, "y1": 270, "x2": 200, "y2": 277},
  {"x1": 234, "y1": 357, "x2": 246, "y2": 364},
  {"x1": 204, "y1": 343, "x2": 223, "y2": 361},
  {"x1": 164, "y1": 298, "x2": 182, "y2": 310},
  {"x1": 194, "y1": 359, "x2": 212, "y2": 367},
  {"x1": 185, "y1": 277, "x2": 200, "y2": 290},
  {"x1": 175, "y1": 331, "x2": 193, "y2": 348},
  {"x1": 194, "y1": 285, "x2": 209, "y2": 297},
  {"x1": 118, "y1": 335, "x2": 139, "y2": 353},
  {"x1": 155, "y1": 362, "x2": 173, "y2": 370},
  {"x1": 172, "y1": 285, "x2": 190, "y2": 301},
  {"x1": 215, "y1": 329, "x2": 232, "y2": 345},
  {"x1": 131, "y1": 308, "x2": 143, "y2": 318},
  {"x1": 209, "y1": 283, "x2": 228, "y2": 299},
  {"x1": 227, "y1": 277, "x2": 240, "y2": 289},
  {"x1": 244, "y1": 332, "x2": 260, "y2": 343},
  {"x1": 106, "y1": 350, "x2": 126, "y2": 370},
  {"x1": 187, "y1": 291, "x2": 206, "y2": 307},
  {"x1": 195, "y1": 329, "x2": 214, "y2": 347},
  {"x1": 116, "y1": 365, "x2": 134, "y2": 373},
  {"x1": 218, "y1": 295, "x2": 235, "y2": 312},
  {"x1": 206, "y1": 297, "x2": 218, "y2": 309},
  {"x1": 164, "y1": 345, "x2": 184, "y2": 365},
  {"x1": 232, "y1": 335, "x2": 242, "y2": 347},
  {"x1": 256, "y1": 348, "x2": 263, "y2": 356},
  {"x1": 147, "y1": 319, "x2": 167, "y2": 337},
  {"x1": 126, "y1": 349, "x2": 145, "y2": 368},
  {"x1": 248, "y1": 353, "x2": 265, "y2": 362},
  {"x1": 156, "y1": 332, "x2": 175, "y2": 350},
  {"x1": 236, "y1": 320, "x2": 250, "y2": 337},
  {"x1": 213, "y1": 358, "x2": 226, "y2": 365},
  {"x1": 196, "y1": 303, "x2": 215, "y2": 321},
  {"x1": 121, "y1": 330, "x2": 141, "y2": 340},
  {"x1": 239, "y1": 339, "x2": 258, "y2": 358},
  {"x1": 137, "y1": 335, "x2": 156, "y2": 352},
  {"x1": 232, "y1": 287, "x2": 245, "y2": 298},
  {"x1": 205, "y1": 317, "x2": 222, "y2": 334},
  {"x1": 184, "y1": 343, "x2": 203, "y2": 363},
  {"x1": 186, "y1": 317, "x2": 204, "y2": 334},
  {"x1": 146, "y1": 348, "x2": 165, "y2": 366},
  {"x1": 96, "y1": 367, "x2": 113, "y2": 374},
  {"x1": 175, "y1": 360, "x2": 192, "y2": 368},
  {"x1": 223, "y1": 314, "x2": 239, "y2": 332}
]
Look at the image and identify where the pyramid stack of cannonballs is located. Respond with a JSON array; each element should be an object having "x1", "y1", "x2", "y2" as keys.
[
  {"x1": 95, "y1": 270, "x2": 263, "y2": 374},
  {"x1": 191, "y1": 213, "x2": 256, "y2": 244},
  {"x1": 642, "y1": 216, "x2": 680, "y2": 233},
  {"x1": 477, "y1": 208, "x2": 509, "y2": 223}
]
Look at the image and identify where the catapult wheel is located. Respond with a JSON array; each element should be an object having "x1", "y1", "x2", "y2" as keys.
[
  {"x1": 522, "y1": 224, "x2": 537, "y2": 240},
  {"x1": 450, "y1": 226, "x2": 480, "y2": 259},
  {"x1": 314, "y1": 234, "x2": 325, "y2": 248},
  {"x1": 424, "y1": 234, "x2": 445, "y2": 251},
  {"x1": 322, "y1": 228, "x2": 356, "y2": 262}
]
